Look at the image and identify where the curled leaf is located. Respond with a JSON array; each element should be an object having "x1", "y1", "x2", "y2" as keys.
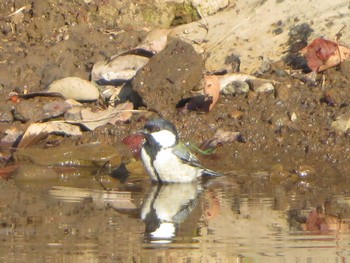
[
  {"x1": 136, "y1": 29, "x2": 169, "y2": 54},
  {"x1": 201, "y1": 129, "x2": 241, "y2": 150},
  {"x1": 18, "y1": 122, "x2": 82, "y2": 148},
  {"x1": 186, "y1": 75, "x2": 220, "y2": 112},
  {"x1": 203, "y1": 75, "x2": 220, "y2": 111},
  {"x1": 301, "y1": 38, "x2": 350, "y2": 72}
]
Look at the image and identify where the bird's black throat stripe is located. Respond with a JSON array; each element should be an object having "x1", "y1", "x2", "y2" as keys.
[{"x1": 143, "y1": 134, "x2": 163, "y2": 182}]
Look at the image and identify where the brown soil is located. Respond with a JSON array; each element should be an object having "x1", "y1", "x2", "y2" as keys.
[{"x1": 1, "y1": 0, "x2": 350, "y2": 182}]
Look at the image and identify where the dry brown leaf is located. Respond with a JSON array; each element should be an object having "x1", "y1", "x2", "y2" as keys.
[
  {"x1": 122, "y1": 134, "x2": 145, "y2": 157},
  {"x1": 203, "y1": 75, "x2": 220, "y2": 111},
  {"x1": 302, "y1": 38, "x2": 350, "y2": 72},
  {"x1": 186, "y1": 75, "x2": 221, "y2": 112},
  {"x1": 67, "y1": 102, "x2": 134, "y2": 130},
  {"x1": 108, "y1": 102, "x2": 134, "y2": 124},
  {"x1": 201, "y1": 129, "x2": 240, "y2": 149},
  {"x1": 0, "y1": 164, "x2": 20, "y2": 179},
  {"x1": 136, "y1": 29, "x2": 169, "y2": 54},
  {"x1": 18, "y1": 122, "x2": 82, "y2": 148}
]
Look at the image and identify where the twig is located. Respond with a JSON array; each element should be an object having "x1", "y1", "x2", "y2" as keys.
[
  {"x1": 335, "y1": 25, "x2": 347, "y2": 64},
  {"x1": 8, "y1": 5, "x2": 30, "y2": 17},
  {"x1": 196, "y1": 7, "x2": 208, "y2": 32}
]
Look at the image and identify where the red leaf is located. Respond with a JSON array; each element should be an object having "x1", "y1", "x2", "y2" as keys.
[
  {"x1": 122, "y1": 134, "x2": 145, "y2": 157},
  {"x1": 302, "y1": 38, "x2": 350, "y2": 72},
  {"x1": 0, "y1": 164, "x2": 20, "y2": 179}
]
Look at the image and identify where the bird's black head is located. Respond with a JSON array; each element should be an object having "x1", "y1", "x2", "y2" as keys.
[
  {"x1": 140, "y1": 118, "x2": 179, "y2": 147},
  {"x1": 143, "y1": 118, "x2": 178, "y2": 136}
]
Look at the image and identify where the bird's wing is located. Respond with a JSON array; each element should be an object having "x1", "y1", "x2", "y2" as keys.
[
  {"x1": 172, "y1": 142, "x2": 203, "y2": 168},
  {"x1": 173, "y1": 142, "x2": 224, "y2": 177}
]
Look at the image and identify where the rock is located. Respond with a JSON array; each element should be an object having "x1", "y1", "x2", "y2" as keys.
[
  {"x1": 230, "y1": 109, "x2": 244, "y2": 119},
  {"x1": 0, "y1": 105, "x2": 13, "y2": 122},
  {"x1": 14, "y1": 143, "x2": 122, "y2": 167},
  {"x1": 64, "y1": 107, "x2": 82, "y2": 121},
  {"x1": 47, "y1": 77, "x2": 99, "y2": 102},
  {"x1": 192, "y1": 0, "x2": 229, "y2": 16},
  {"x1": 97, "y1": 1, "x2": 175, "y2": 29},
  {"x1": 13, "y1": 100, "x2": 45, "y2": 123},
  {"x1": 132, "y1": 38, "x2": 204, "y2": 114},
  {"x1": 289, "y1": 112, "x2": 297, "y2": 122},
  {"x1": 249, "y1": 80, "x2": 275, "y2": 93},
  {"x1": 136, "y1": 29, "x2": 169, "y2": 54},
  {"x1": 332, "y1": 113, "x2": 350, "y2": 133},
  {"x1": 220, "y1": 80, "x2": 249, "y2": 95},
  {"x1": 91, "y1": 55, "x2": 150, "y2": 85},
  {"x1": 42, "y1": 100, "x2": 72, "y2": 119},
  {"x1": 0, "y1": 126, "x2": 23, "y2": 149},
  {"x1": 170, "y1": 2, "x2": 201, "y2": 26},
  {"x1": 295, "y1": 165, "x2": 316, "y2": 179},
  {"x1": 269, "y1": 112, "x2": 289, "y2": 128},
  {"x1": 275, "y1": 85, "x2": 291, "y2": 101}
]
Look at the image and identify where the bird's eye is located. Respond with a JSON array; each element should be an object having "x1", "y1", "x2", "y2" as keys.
[{"x1": 155, "y1": 127, "x2": 160, "y2": 132}]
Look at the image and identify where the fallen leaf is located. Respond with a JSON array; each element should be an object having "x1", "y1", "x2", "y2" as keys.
[
  {"x1": 122, "y1": 134, "x2": 145, "y2": 157},
  {"x1": 203, "y1": 75, "x2": 220, "y2": 111},
  {"x1": 0, "y1": 164, "x2": 19, "y2": 179},
  {"x1": 18, "y1": 122, "x2": 82, "y2": 148},
  {"x1": 108, "y1": 101, "x2": 134, "y2": 124},
  {"x1": 186, "y1": 75, "x2": 220, "y2": 112},
  {"x1": 201, "y1": 129, "x2": 241, "y2": 149},
  {"x1": 136, "y1": 29, "x2": 169, "y2": 54},
  {"x1": 66, "y1": 102, "x2": 134, "y2": 130},
  {"x1": 302, "y1": 38, "x2": 350, "y2": 72}
]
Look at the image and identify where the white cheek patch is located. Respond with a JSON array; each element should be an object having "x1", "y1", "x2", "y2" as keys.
[{"x1": 151, "y1": 130, "x2": 176, "y2": 148}]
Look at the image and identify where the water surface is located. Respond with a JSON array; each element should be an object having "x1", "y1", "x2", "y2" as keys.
[{"x1": 1, "y1": 164, "x2": 350, "y2": 262}]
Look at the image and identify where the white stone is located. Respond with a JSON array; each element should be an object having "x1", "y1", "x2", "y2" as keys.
[
  {"x1": 91, "y1": 54, "x2": 149, "y2": 84},
  {"x1": 255, "y1": 82, "x2": 275, "y2": 93},
  {"x1": 332, "y1": 113, "x2": 350, "y2": 133},
  {"x1": 47, "y1": 77, "x2": 99, "y2": 101}
]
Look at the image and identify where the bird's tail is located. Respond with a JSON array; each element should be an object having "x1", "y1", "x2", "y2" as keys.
[{"x1": 202, "y1": 169, "x2": 223, "y2": 177}]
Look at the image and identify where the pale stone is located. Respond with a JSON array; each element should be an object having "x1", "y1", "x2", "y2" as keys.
[{"x1": 48, "y1": 77, "x2": 99, "y2": 101}]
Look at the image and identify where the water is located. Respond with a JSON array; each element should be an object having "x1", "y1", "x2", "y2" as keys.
[{"x1": 1, "y1": 164, "x2": 350, "y2": 262}]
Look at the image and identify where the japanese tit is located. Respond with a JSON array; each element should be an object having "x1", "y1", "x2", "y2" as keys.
[{"x1": 139, "y1": 118, "x2": 223, "y2": 183}]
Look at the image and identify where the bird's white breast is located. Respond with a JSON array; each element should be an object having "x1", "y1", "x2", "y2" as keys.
[{"x1": 152, "y1": 148, "x2": 201, "y2": 183}]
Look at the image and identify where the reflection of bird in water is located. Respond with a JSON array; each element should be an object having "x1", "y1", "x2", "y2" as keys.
[{"x1": 141, "y1": 183, "x2": 201, "y2": 243}]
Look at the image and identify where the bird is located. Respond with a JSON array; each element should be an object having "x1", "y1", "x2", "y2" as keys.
[{"x1": 139, "y1": 118, "x2": 223, "y2": 183}]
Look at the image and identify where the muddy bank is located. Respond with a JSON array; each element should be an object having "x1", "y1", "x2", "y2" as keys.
[{"x1": 0, "y1": 0, "x2": 350, "y2": 184}]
